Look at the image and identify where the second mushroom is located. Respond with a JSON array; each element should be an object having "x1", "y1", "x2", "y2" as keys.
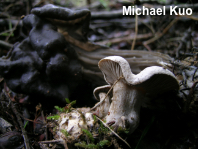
[{"x1": 92, "y1": 56, "x2": 179, "y2": 134}]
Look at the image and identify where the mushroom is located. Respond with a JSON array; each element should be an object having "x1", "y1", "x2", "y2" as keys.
[
  {"x1": 94, "y1": 56, "x2": 179, "y2": 134},
  {"x1": 92, "y1": 85, "x2": 112, "y2": 118}
]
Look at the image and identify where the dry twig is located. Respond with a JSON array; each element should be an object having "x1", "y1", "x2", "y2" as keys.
[
  {"x1": 10, "y1": 102, "x2": 30, "y2": 148},
  {"x1": 95, "y1": 33, "x2": 152, "y2": 46},
  {"x1": 143, "y1": 17, "x2": 179, "y2": 51},
  {"x1": 184, "y1": 81, "x2": 198, "y2": 113},
  {"x1": 131, "y1": 5, "x2": 138, "y2": 50},
  {"x1": 0, "y1": 40, "x2": 13, "y2": 50}
]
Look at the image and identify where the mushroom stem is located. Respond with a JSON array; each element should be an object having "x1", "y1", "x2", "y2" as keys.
[
  {"x1": 90, "y1": 75, "x2": 123, "y2": 111},
  {"x1": 105, "y1": 79, "x2": 143, "y2": 133},
  {"x1": 92, "y1": 92, "x2": 111, "y2": 118}
]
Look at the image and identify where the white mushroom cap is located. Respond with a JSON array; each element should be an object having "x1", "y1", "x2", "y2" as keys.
[
  {"x1": 93, "y1": 85, "x2": 111, "y2": 101},
  {"x1": 93, "y1": 85, "x2": 112, "y2": 118},
  {"x1": 99, "y1": 56, "x2": 179, "y2": 95}
]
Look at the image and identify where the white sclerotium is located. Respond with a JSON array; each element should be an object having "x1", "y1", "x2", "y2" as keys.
[
  {"x1": 93, "y1": 92, "x2": 111, "y2": 118},
  {"x1": 58, "y1": 109, "x2": 94, "y2": 140},
  {"x1": 85, "y1": 112, "x2": 95, "y2": 128},
  {"x1": 104, "y1": 79, "x2": 143, "y2": 134}
]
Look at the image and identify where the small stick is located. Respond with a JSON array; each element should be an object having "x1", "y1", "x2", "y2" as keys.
[
  {"x1": 181, "y1": 15, "x2": 198, "y2": 21},
  {"x1": 0, "y1": 40, "x2": 13, "y2": 50},
  {"x1": 95, "y1": 33, "x2": 152, "y2": 46},
  {"x1": 39, "y1": 139, "x2": 68, "y2": 148},
  {"x1": 184, "y1": 81, "x2": 198, "y2": 113},
  {"x1": 143, "y1": 17, "x2": 179, "y2": 51},
  {"x1": 96, "y1": 116, "x2": 131, "y2": 148},
  {"x1": 39, "y1": 143, "x2": 50, "y2": 149},
  {"x1": 14, "y1": 111, "x2": 43, "y2": 124},
  {"x1": 10, "y1": 101, "x2": 30, "y2": 149},
  {"x1": 131, "y1": 5, "x2": 138, "y2": 50},
  {"x1": 41, "y1": 111, "x2": 48, "y2": 141},
  {"x1": 39, "y1": 139, "x2": 63, "y2": 144},
  {"x1": 192, "y1": 68, "x2": 198, "y2": 81},
  {"x1": 5, "y1": 17, "x2": 21, "y2": 42},
  {"x1": 3, "y1": 84, "x2": 30, "y2": 148}
]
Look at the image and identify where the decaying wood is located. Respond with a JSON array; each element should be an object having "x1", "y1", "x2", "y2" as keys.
[
  {"x1": 37, "y1": 7, "x2": 173, "y2": 86},
  {"x1": 95, "y1": 33, "x2": 152, "y2": 46},
  {"x1": 75, "y1": 47, "x2": 173, "y2": 85},
  {"x1": 35, "y1": 6, "x2": 173, "y2": 85}
]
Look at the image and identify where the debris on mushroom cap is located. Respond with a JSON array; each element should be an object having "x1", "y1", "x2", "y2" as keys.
[{"x1": 99, "y1": 56, "x2": 179, "y2": 95}]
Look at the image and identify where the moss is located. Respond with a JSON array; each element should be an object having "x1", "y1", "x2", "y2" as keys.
[
  {"x1": 74, "y1": 140, "x2": 110, "y2": 149},
  {"x1": 54, "y1": 106, "x2": 65, "y2": 112},
  {"x1": 82, "y1": 129, "x2": 94, "y2": 143},
  {"x1": 54, "y1": 99, "x2": 76, "y2": 113},
  {"x1": 47, "y1": 115, "x2": 60, "y2": 120},
  {"x1": 98, "y1": 121, "x2": 109, "y2": 135},
  {"x1": 117, "y1": 126, "x2": 130, "y2": 134},
  {"x1": 60, "y1": 129, "x2": 69, "y2": 137},
  {"x1": 65, "y1": 100, "x2": 76, "y2": 113},
  {"x1": 65, "y1": 98, "x2": 71, "y2": 104},
  {"x1": 53, "y1": 126, "x2": 57, "y2": 132},
  {"x1": 75, "y1": 141, "x2": 98, "y2": 149},
  {"x1": 98, "y1": 140, "x2": 110, "y2": 147},
  {"x1": 86, "y1": 143, "x2": 99, "y2": 149},
  {"x1": 93, "y1": 115, "x2": 97, "y2": 122},
  {"x1": 74, "y1": 141, "x2": 87, "y2": 148}
]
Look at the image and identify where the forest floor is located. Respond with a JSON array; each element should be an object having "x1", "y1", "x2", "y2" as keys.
[{"x1": 1, "y1": 0, "x2": 198, "y2": 149}]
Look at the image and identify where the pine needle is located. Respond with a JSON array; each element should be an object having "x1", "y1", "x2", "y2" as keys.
[{"x1": 96, "y1": 116, "x2": 131, "y2": 148}]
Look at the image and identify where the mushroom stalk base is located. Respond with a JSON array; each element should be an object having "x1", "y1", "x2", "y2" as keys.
[{"x1": 104, "y1": 79, "x2": 143, "y2": 134}]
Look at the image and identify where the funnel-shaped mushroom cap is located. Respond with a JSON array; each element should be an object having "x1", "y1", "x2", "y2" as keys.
[{"x1": 99, "y1": 56, "x2": 179, "y2": 95}]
